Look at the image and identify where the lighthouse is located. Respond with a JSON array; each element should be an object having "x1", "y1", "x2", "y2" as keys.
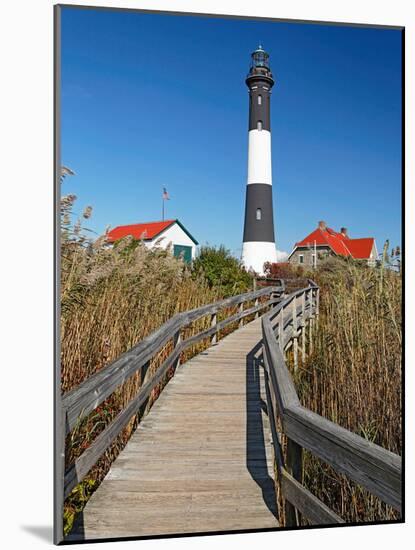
[{"x1": 241, "y1": 45, "x2": 277, "y2": 275}]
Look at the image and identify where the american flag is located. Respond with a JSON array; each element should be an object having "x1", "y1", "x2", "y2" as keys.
[{"x1": 162, "y1": 187, "x2": 170, "y2": 200}]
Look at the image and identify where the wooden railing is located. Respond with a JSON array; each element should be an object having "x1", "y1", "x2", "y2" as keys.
[
  {"x1": 56, "y1": 283, "x2": 285, "y2": 539},
  {"x1": 261, "y1": 280, "x2": 402, "y2": 526}
]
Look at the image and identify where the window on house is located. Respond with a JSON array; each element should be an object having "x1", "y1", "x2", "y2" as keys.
[
  {"x1": 299, "y1": 254, "x2": 304, "y2": 264},
  {"x1": 257, "y1": 120, "x2": 263, "y2": 131},
  {"x1": 256, "y1": 208, "x2": 262, "y2": 220},
  {"x1": 258, "y1": 95, "x2": 262, "y2": 105}
]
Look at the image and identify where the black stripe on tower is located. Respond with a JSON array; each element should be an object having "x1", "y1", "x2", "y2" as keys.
[
  {"x1": 248, "y1": 83, "x2": 272, "y2": 131},
  {"x1": 242, "y1": 184, "x2": 275, "y2": 242}
]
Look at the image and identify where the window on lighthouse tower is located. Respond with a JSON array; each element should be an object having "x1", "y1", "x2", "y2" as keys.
[
  {"x1": 256, "y1": 208, "x2": 262, "y2": 220},
  {"x1": 258, "y1": 95, "x2": 262, "y2": 105},
  {"x1": 257, "y1": 120, "x2": 263, "y2": 131}
]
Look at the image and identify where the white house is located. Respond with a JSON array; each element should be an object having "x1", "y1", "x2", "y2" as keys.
[{"x1": 107, "y1": 219, "x2": 198, "y2": 262}]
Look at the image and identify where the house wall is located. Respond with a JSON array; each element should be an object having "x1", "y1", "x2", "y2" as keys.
[
  {"x1": 289, "y1": 246, "x2": 332, "y2": 267},
  {"x1": 367, "y1": 243, "x2": 378, "y2": 267},
  {"x1": 145, "y1": 223, "x2": 197, "y2": 259},
  {"x1": 290, "y1": 244, "x2": 378, "y2": 267}
]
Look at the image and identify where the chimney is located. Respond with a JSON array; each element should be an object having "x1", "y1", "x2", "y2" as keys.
[
  {"x1": 318, "y1": 220, "x2": 327, "y2": 231},
  {"x1": 340, "y1": 227, "x2": 348, "y2": 238}
]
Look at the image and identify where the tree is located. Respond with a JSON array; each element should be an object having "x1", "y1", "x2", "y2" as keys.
[{"x1": 192, "y1": 245, "x2": 253, "y2": 296}]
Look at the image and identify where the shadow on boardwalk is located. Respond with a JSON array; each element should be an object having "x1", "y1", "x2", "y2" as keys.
[{"x1": 246, "y1": 340, "x2": 278, "y2": 519}]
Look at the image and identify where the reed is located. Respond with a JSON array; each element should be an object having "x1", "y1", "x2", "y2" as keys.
[
  {"x1": 60, "y1": 196, "x2": 240, "y2": 534},
  {"x1": 289, "y1": 257, "x2": 402, "y2": 523}
]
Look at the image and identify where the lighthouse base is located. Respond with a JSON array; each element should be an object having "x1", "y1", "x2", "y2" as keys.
[{"x1": 241, "y1": 241, "x2": 277, "y2": 276}]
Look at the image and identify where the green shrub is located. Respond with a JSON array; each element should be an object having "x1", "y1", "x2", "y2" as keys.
[{"x1": 192, "y1": 245, "x2": 253, "y2": 297}]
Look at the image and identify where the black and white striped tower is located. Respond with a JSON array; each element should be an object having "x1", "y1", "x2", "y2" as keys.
[{"x1": 241, "y1": 45, "x2": 277, "y2": 274}]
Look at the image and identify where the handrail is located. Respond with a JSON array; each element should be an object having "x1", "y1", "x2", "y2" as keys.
[
  {"x1": 62, "y1": 285, "x2": 283, "y2": 432},
  {"x1": 261, "y1": 281, "x2": 402, "y2": 526},
  {"x1": 59, "y1": 283, "x2": 285, "y2": 503}
]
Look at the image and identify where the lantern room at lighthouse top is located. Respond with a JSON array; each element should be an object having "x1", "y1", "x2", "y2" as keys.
[{"x1": 246, "y1": 44, "x2": 275, "y2": 87}]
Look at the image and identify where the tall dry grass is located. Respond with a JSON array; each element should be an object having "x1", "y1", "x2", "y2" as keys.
[
  {"x1": 289, "y1": 257, "x2": 402, "y2": 523},
  {"x1": 60, "y1": 195, "x2": 244, "y2": 534}
]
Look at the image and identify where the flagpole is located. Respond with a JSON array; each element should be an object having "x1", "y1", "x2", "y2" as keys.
[{"x1": 162, "y1": 187, "x2": 170, "y2": 220}]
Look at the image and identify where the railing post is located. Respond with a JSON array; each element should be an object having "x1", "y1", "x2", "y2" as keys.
[
  {"x1": 141, "y1": 359, "x2": 151, "y2": 383},
  {"x1": 301, "y1": 291, "x2": 306, "y2": 363},
  {"x1": 285, "y1": 438, "x2": 303, "y2": 526},
  {"x1": 254, "y1": 297, "x2": 259, "y2": 319},
  {"x1": 138, "y1": 359, "x2": 152, "y2": 418},
  {"x1": 239, "y1": 302, "x2": 244, "y2": 328},
  {"x1": 316, "y1": 287, "x2": 320, "y2": 330},
  {"x1": 210, "y1": 313, "x2": 217, "y2": 345},
  {"x1": 279, "y1": 305, "x2": 284, "y2": 353},
  {"x1": 292, "y1": 296, "x2": 298, "y2": 371},
  {"x1": 309, "y1": 289, "x2": 314, "y2": 354},
  {"x1": 173, "y1": 329, "x2": 181, "y2": 370}
]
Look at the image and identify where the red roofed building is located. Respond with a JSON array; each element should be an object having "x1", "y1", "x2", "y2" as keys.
[
  {"x1": 288, "y1": 221, "x2": 378, "y2": 267},
  {"x1": 107, "y1": 219, "x2": 198, "y2": 263}
]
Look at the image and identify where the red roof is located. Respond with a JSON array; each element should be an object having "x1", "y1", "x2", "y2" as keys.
[
  {"x1": 107, "y1": 220, "x2": 175, "y2": 243},
  {"x1": 293, "y1": 226, "x2": 375, "y2": 260},
  {"x1": 346, "y1": 238, "x2": 376, "y2": 259}
]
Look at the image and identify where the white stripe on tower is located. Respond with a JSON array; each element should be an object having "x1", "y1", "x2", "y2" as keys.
[
  {"x1": 241, "y1": 45, "x2": 277, "y2": 276},
  {"x1": 247, "y1": 129, "x2": 272, "y2": 185}
]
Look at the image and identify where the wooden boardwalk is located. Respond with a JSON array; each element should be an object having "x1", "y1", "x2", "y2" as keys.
[
  {"x1": 70, "y1": 318, "x2": 278, "y2": 540},
  {"x1": 58, "y1": 283, "x2": 401, "y2": 543}
]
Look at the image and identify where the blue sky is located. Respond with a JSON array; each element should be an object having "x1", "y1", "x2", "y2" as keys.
[{"x1": 61, "y1": 7, "x2": 402, "y2": 257}]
